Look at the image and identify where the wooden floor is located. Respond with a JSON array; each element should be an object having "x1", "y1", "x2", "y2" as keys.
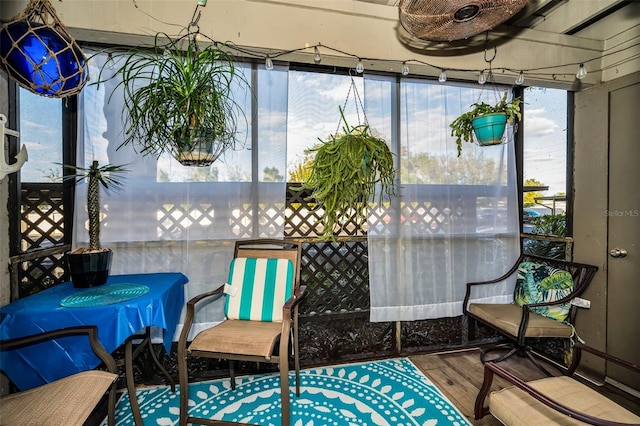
[
  {"x1": 88, "y1": 346, "x2": 640, "y2": 425},
  {"x1": 409, "y1": 347, "x2": 640, "y2": 425}
]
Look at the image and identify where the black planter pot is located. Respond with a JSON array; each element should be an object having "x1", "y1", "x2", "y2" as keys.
[{"x1": 66, "y1": 249, "x2": 113, "y2": 288}]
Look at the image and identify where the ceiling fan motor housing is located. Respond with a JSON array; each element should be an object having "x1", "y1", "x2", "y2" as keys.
[{"x1": 399, "y1": 0, "x2": 531, "y2": 42}]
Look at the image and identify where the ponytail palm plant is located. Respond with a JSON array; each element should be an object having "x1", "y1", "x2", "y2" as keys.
[
  {"x1": 64, "y1": 161, "x2": 128, "y2": 287},
  {"x1": 65, "y1": 161, "x2": 128, "y2": 252},
  {"x1": 97, "y1": 32, "x2": 249, "y2": 166}
]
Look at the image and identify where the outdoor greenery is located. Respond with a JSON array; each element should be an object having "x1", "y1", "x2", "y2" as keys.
[
  {"x1": 449, "y1": 92, "x2": 522, "y2": 156},
  {"x1": 523, "y1": 213, "x2": 568, "y2": 259},
  {"x1": 294, "y1": 108, "x2": 398, "y2": 240},
  {"x1": 95, "y1": 32, "x2": 249, "y2": 164}
]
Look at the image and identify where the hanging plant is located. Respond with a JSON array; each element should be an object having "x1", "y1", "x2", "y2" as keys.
[
  {"x1": 296, "y1": 107, "x2": 398, "y2": 240},
  {"x1": 93, "y1": 2, "x2": 250, "y2": 166},
  {"x1": 449, "y1": 91, "x2": 521, "y2": 157}
]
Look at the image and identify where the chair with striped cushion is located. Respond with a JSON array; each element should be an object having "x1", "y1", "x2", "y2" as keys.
[{"x1": 177, "y1": 239, "x2": 304, "y2": 426}]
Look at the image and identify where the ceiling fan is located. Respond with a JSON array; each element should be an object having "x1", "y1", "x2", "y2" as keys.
[{"x1": 399, "y1": 0, "x2": 531, "y2": 42}]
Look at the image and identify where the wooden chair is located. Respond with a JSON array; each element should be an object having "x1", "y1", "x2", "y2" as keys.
[
  {"x1": 0, "y1": 326, "x2": 118, "y2": 426},
  {"x1": 475, "y1": 342, "x2": 640, "y2": 425},
  {"x1": 463, "y1": 253, "x2": 598, "y2": 373},
  {"x1": 177, "y1": 239, "x2": 305, "y2": 426}
]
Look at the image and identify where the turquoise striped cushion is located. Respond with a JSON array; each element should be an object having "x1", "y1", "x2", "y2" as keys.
[{"x1": 224, "y1": 257, "x2": 294, "y2": 322}]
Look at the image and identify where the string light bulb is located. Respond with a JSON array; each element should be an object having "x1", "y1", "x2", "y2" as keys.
[
  {"x1": 515, "y1": 71, "x2": 524, "y2": 85},
  {"x1": 356, "y1": 58, "x2": 365, "y2": 74},
  {"x1": 438, "y1": 69, "x2": 447, "y2": 83},
  {"x1": 576, "y1": 63, "x2": 587, "y2": 79},
  {"x1": 313, "y1": 46, "x2": 322, "y2": 64},
  {"x1": 265, "y1": 55, "x2": 274, "y2": 70},
  {"x1": 401, "y1": 62, "x2": 410, "y2": 76},
  {"x1": 478, "y1": 70, "x2": 486, "y2": 85}
]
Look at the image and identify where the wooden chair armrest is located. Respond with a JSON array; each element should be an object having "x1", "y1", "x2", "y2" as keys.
[
  {"x1": 186, "y1": 284, "x2": 226, "y2": 307},
  {"x1": 283, "y1": 285, "x2": 307, "y2": 311},
  {"x1": 0, "y1": 326, "x2": 117, "y2": 374},
  {"x1": 478, "y1": 361, "x2": 639, "y2": 426},
  {"x1": 515, "y1": 302, "x2": 572, "y2": 345},
  {"x1": 178, "y1": 284, "x2": 226, "y2": 346},
  {"x1": 463, "y1": 258, "x2": 522, "y2": 314},
  {"x1": 568, "y1": 343, "x2": 640, "y2": 376}
]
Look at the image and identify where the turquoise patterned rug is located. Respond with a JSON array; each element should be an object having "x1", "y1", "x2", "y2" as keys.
[{"x1": 106, "y1": 357, "x2": 471, "y2": 425}]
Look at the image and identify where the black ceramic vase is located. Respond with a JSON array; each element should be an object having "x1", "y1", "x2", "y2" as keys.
[{"x1": 66, "y1": 249, "x2": 113, "y2": 288}]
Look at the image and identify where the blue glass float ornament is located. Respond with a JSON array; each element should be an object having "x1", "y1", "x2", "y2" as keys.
[{"x1": 0, "y1": 0, "x2": 88, "y2": 98}]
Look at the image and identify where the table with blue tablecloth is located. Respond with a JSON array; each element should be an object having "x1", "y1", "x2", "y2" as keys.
[{"x1": 0, "y1": 272, "x2": 188, "y2": 391}]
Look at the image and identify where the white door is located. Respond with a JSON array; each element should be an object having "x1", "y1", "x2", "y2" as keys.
[{"x1": 606, "y1": 81, "x2": 640, "y2": 392}]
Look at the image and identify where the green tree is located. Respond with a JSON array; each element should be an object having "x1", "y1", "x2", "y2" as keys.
[
  {"x1": 400, "y1": 149, "x2": 503, "y2": 185},
  {"x1": 523, "y1": 178, "x2": 546, "y2": 207},
  {"x1": 186, "y1": 167, "x2": 219, "y2": 182},
  {"x1": 288, "y1": 151, "x2": 316, "y2": 183},
  {"x1": 263, "y1": 166, "x2": 284, "y2": 182}
]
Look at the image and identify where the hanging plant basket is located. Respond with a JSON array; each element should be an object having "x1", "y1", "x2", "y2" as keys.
[
  {"x1": 450, "y1": 92, "x2": 521, "y2": 156},
  {"x1": 172, "y1": 126, "x2": 225, "y2": 167},
  {"x1": 93, "y1": 2, "x2": 249, "y2": 166},
  {"x1": 295, "y1": 78, "x2": 398, "y2": 240},
  {"x1": 471, "y1": 112, "x2": 507, "y2": 146}
]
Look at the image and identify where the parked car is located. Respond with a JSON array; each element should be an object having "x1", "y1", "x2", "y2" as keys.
[{"x1": 522, "y1": 208, "x2": 541, "y2": 223}]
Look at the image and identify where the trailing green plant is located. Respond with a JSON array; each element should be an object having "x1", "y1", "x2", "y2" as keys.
[
  {"x1": 530, "y1": 213, "x2": 567, "y2": 236},
  {"x1": 295, "y1": 108, "x2": 398, "y2": 240},
  {"x1": 94, "y1": 31, "x2": 249, "y2": 163},
  {"x1": 523, "y1": 213, "x2": 568, "y2": 259},
  {"x1": 63, "y1": 161, "x2": 129, "y2": 252},
  {"x1": 449, "y1": 92, "x2": 522, "y2": 157}
]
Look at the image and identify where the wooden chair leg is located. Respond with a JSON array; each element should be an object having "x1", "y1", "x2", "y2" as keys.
[
  {"x1": 125, "y1": 339, "x2": 143, "y2": 426},
  {"x1": 480, "y1": 343, "x2": 518, "y2": 364},
  {"x1": 177, "y1": 345, "x2": 189, "y2": 426},
  {"x1": 229, "y1": 360, "x2": 236, "y2": 390},
  {"x1": 107, "y1": 381, "x2": 117, "y2": 426},
  {"x1": 474, "y1": 364, "x2": 495, "y2": 420},
  {"x1": 143, "y1": 328, "x2": 176, "y2": 392},
  {"x1": 525, "y1": 349, "x2": 555, "y2": 376},
  {"x1": 293, "y1": 326, "x2": 301, "y2": 397},
  {"x1": 279, "y1": 355, "x2": 290, "y2": 426}
]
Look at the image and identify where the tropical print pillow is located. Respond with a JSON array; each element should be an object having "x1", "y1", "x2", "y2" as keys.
[{"x1": 513, "y1": 261, "x2": 574, "y2": 322}]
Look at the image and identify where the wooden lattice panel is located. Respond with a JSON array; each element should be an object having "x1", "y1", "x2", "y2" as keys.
[
  {"x1": 15, "y1": 253, "x2": 67, "y2": 298},
  {"x1": 21, "y1": 184, "x2": 65, "y2": 250},
  {"x1": 285, "y1": 185, "x2": 370, "y2": 239},
  {"x1": 157, "y1": 203, "x2": 216, "y2": 240},
  {"x1": 300, "y1": 240, "x2": 370, "y2": 316}
]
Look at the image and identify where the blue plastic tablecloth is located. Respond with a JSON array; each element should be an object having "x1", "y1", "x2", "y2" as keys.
[{"x1": 0, "y1": 272, "x2": 188, "y2": 390}]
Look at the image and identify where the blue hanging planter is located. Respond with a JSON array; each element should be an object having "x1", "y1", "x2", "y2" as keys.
[
  {"x1": 0, "y1": 0, "x2": 88, "y2": 98},
  {"x1": 471, "y1": 112, "x2": 507, "y2": 146}
]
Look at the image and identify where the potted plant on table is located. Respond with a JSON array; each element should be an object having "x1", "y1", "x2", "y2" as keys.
[
  {"x1": 64, "y1": 161, "x2": 128, "y2": 288},
  {"x1": 449, "y1": 92, "x2": 521, "y2": 157},
  {"x1": 295, "y1": 107, "x2": 398, "y2": 240},
  {"x1": 96, "y1": 31, "x2": 249, "y2": 166}
]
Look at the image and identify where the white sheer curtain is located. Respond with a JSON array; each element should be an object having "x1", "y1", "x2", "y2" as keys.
[
  {"x1": 76, "y1": 52, "x2": 289, "y2": 338},
  {"x1": 366, "y1": 76, "x2": 520, "y2": 322}
]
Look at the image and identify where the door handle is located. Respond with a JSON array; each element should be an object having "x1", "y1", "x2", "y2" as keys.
[{"x1": 609, "y1": 248, "x2": 628, "y2": 258}]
